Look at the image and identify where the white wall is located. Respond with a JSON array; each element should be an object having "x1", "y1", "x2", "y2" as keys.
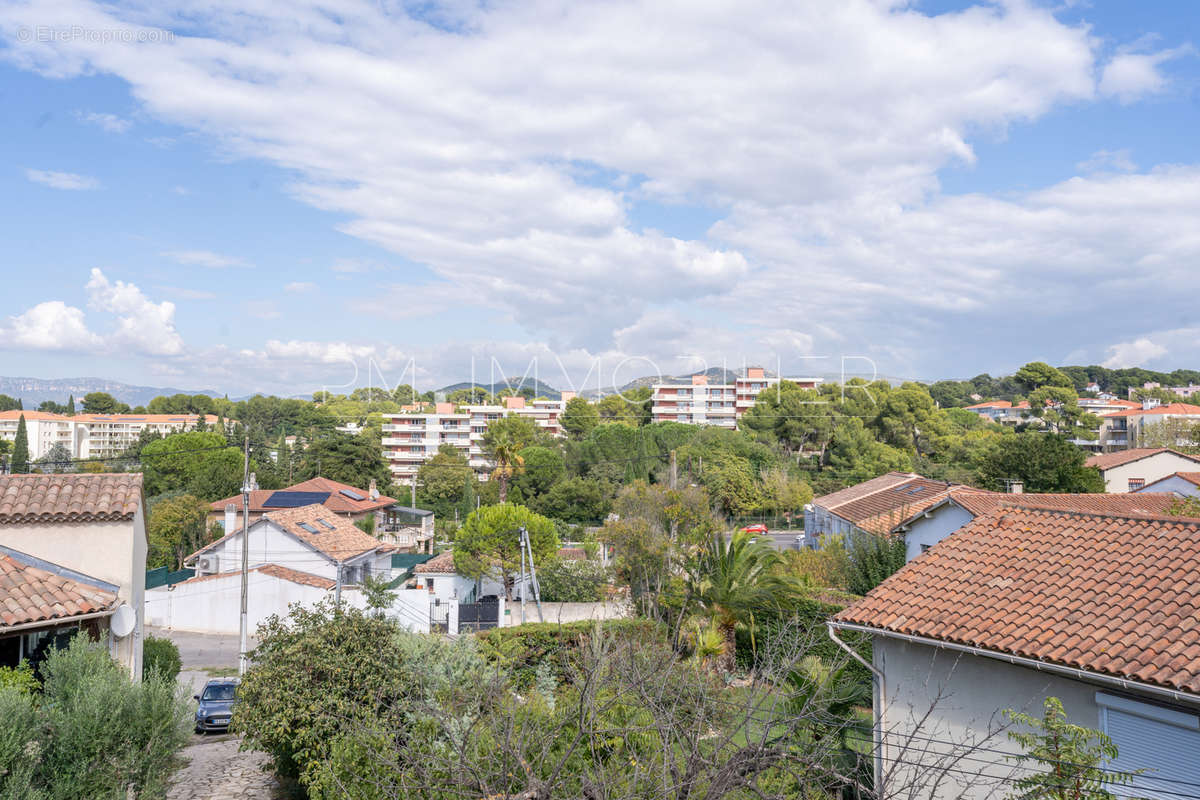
[
  {"x1": 1136, "y1": 473, "x2": 1200, "y2": 497},
  {"x1": 1101, "y1": 452, "x2": 1200, "y2": 492},
  {"x1": 204, "y1": 521, "x2": 336, "y2": 581},
  {"x1": 505, "y1": 600, "x2": 630, "y2": 626},
  {"x1": 901, "y1": 503, "x2": 974, "y2": 562}
]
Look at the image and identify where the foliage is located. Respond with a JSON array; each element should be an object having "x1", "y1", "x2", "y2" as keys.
[
  {"x1": 452, "y1": 503, "x2": 559, "y2": 597},
  {"x1": 1, "y1": 634, "x2": 191, "y2": 800},
  {"x1": 11, "y1": 415, "x2": 29, "y2": 474},
  {"x1": 141, "y1": 430, "x2": 245, "y2": 500},
  {"x1": 80, "y1": 392, "x2": 131, "y2": 414},
  {"x1": 845, "y1": 531, "x2": 907, "y2": 596},
  {"x1": 511, "y1": 445, "x2": 566, "y2": 500},
  {"x1": 482, "y1": 415, "x2": 540, "y2": 502},
  {"x1": 978, "y1": 433, "x2": 1103, "y2": 493},
  {"x1": 1014, "y1": 361, "x2": 1076, "y2": 393},
  {"x1": 776, "y1": 542, "x2": 852, "y2": 591},
  {"x1": 33, "y1": 442, "x2": 73, "y2": 473},
  {"x1": 532, "y1": 476, "x2": 615, "y2": 523},
  {"x1": 0, "y1": 662, "x2": 37, "y2": 694},
  {"x1": 142, "y1": 635, "x2": 182, "y2": 683},
  {"x1": 0, "y1": 394, "x2": 21, "y2": 412},
  {"x1": 294, "y1": 432, "x2": 393, "y2": 495},
  {"x1": 147, "y1": 493, "x2": 211, "y2": 569},
  {"x1": 787, "y1": 655, "x2": 873, "y2": 798},
  {"x1": 474, "y1": 618, "x2": 664, "y2": 685},
  {"x1": 1003, "y1": 697, "x2": 1134, "y2": 800},
  {"x1": 535, "y1": 557, "x2": 609, "y2": 602},
  {"x1": 416, "y1": 444, "x2": 473, "y2": 517},
  {"x1": 559, "y1": 396, "x2": 600, "y2": 439}
]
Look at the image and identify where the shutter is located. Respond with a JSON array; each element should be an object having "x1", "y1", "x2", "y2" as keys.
[{"x1": 1104, "y1": 707, "x2": 1200, "y2": 799}]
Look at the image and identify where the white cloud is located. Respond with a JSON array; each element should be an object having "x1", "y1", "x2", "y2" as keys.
[
  {"x1": 75, "y1": 110, "x2": 131, "y2": 133},
  {"x1": 157, "y1": 286, "x2": 217, "y2": 300},
  {"x1": 0, "y1": 301, "x2": 102, "y2": 351},
  {"x1": 86, "y1": 268, "x2": 185, "y2": 355},
  {"x1": 1077, "y1": 149, "x2": 1136, "y2": 174},
  {"x1": 1102, "y1": 337, "x2": 1168, "y2": 369},
  {"x1": 1099, "y1": 46, "x2": 1191, "y2": 103},
  {"x1": 25, "y1": 169, "x2": 99, "y2": 190},
  {"x1": 161, "y1": 249, "x2": 250, "y2": 268},
  {"x1": 283, "y1": 281, "x2": 315, "y2": 293}
]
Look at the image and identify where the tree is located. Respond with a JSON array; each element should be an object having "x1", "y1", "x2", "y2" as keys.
[
  {"x1": 295, "y1": 432, "x2": 392, "y2": 493},
  {"x1": 1014, "y1": 362, "x2": 1075, "y2": 393},
  {"x1": 700, "y1": 452, "x2": 761, "y2": 516},
  {"x1": 141, "y1": 431, "x2": 245, "y2": 500},
  {"x1": 81, "y1": 391, "x2": 130, "y2": 414},
  {"x1": 978, "y1": 433, "x2": 1103, "y2": 493},
  {"x1": 532, "y1": 476, "x2": 614, "y2": 523},
  {"x1": 481, "y1": 416, "x2": 538, "y2": 503},
  {"x1": 596, "y1": 393, "x2": 643, "y2": 426},
  {"x1": 846, "y1": 531, "x2": 907, "y2": 595},
  {"x1": 559, "y1": 396, "x2": 599, "y2": 439},
  {"x1": 34, "y1": 442, "x2": 73, "y2": 473},
  {"x1": 759, "y1": 467, "x2": 813, "y2": 518},
  {"x1": 416, "y1": 445, "x2": 474, "y2": 516},
  {"x1": 825, "y1": 418, "x2": 911, "y2": 483},
  {"x1": 147, "y1": 494, "x2": 211, "y2": 569},
  {"x1": 683, "y1": 530, "x2": 796, "y2": 673},
  {"x1": 67, "y1": 394, "x2": 75, "y2": 415},
  {"x1": 453, "y1": 503, "x2": 559, "y2": 599},
  {"x1": 1004, "y1": 697, "x2": 1135, "y2": 800},
  {"x1": 11, "y1": 414, "x2": 29, "y2": 474},
  {"x1": 0, "y1": 394, "x2": 20, "y2": 412},
  {"x1": 511, "y1": 445, "x2": 565, "y2": 501}
]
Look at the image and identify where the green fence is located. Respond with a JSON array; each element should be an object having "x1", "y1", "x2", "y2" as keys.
[{"x1": 145, "y1": 566, "x2": 195, "y2": 589}]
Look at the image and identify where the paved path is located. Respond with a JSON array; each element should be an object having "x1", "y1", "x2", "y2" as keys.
[{"x1": 168, "y1": 735, "x2": 283, "y2": 800}]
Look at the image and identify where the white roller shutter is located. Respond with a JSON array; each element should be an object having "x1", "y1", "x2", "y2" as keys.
[{"x1": 1097, "y1": 692, "x2": 1200, "y2": 800}]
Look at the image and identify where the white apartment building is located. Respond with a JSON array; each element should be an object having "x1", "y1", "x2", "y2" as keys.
[
  {"x1": 0, "y1": 410, "x2": 221, "y2": 462},
  {"x1": 381, "y1": 394, "x2": 574, "y2": 484},
  {"x1": 650, "y1": 369, "x2": 820, "y2": 427}
]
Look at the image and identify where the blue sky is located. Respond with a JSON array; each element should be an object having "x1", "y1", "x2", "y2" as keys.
[{"x1": 0, "y1": 0, "x2": 1198, "y2": 395}]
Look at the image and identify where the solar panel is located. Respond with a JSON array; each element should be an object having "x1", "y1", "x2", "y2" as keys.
[
  {"x1": 263, "y1": 491, "x2": 332, "y2": 508},
  {"x1": 297, "y1": 522, "x2": 319, "y2": 534},
  {"x1": 339, "y1": 488, "x2": 365, "y2": 501},
  {"x1": 317, "y1": 519, "x2": 336, "y2": 529}
]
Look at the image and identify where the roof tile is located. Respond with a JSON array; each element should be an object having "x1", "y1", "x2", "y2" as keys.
[{"x1": 0, "y1": 474, "x2": 143, "y2": 524}]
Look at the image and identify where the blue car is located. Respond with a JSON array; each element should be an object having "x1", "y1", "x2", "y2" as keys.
[{"x1": 194, "y1": 678, "x2": 239, "y2": 733}]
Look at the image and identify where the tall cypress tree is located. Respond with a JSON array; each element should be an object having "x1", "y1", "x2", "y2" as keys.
[
  {"x1": 67, "y1": 395, "x2": 75, "y2": 415},
  {"x1": 11, "y1": 415, "x2": 30, "y2": 474}
]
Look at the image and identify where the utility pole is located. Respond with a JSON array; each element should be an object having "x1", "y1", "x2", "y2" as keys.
[
  {"x1": 411, "y1": 479, "x2": 416, "y2": 508},
  {"x1": 335, "y1": 560, "x2": 343, "y2": 605},
  {"x1": 522, "y1": 526, "x2": 544, "y2": 623},
  {"x1": 519, "y1": 528, "x2": 527, "y2": 625},
  {"x1": 238, "y1": 436, "x2": 250, "y2": 676},
  {"x1": 669, "y1": 449, "x2": 677, "y2": 490}
]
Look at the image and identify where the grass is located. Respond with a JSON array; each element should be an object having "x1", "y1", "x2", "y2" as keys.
[{"x1": 201, "y1": 666, "x2": 238, "y2": 677}]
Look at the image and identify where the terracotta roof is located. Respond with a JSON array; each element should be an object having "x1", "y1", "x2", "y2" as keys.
[
  {"x1": 1140, "y1": 472, "x2": 1200, "y2": 491},
  {"x1": 964, "y1": 401, "x2": 1012, "y2": 410},
  {"x1": 835, "y1": 507, "x2": 1200, "y2": 695},
  {"x1": 949, "y1": 489, "x2": 1178, "y2": 518},
  {"x1": 189, "y1": 503, "x2": 392, "y2": 564},
  {"x1": 73, "y1": 413, "x2": 221, "y2": 424},
  {"x1": 815, "y1": 473, "x2": 958, "y2": 533},
  {"x1": 0, "y1": 474, "x2": 143, "y2": 524},
  {"x1": 209, "y1": 477, "x2": 396, "y2": 515},
  {"x1": 0, "y1": 410, "x2": 73, "y2": 422},
  {"x1": 1102, "y1": 403, "x2": 1200, "y2": 419},
  {"x1": 1085, "y1": 448, "x2": 1200, "y2": 471},
  {"x1": 0, "y1": 547, "x2": 119, "y2": 628},
  {"x1": 174, "y1": 563, "x2": 335, "y2": 590},
  {"x1": 414, "y1": 550, "x2": 456, "y2": 574}
]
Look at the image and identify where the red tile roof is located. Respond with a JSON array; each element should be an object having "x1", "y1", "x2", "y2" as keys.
[
  {"x1": 1141, "y1": 472, "x2": 1200, "y2": 490},
  {"x1": 1085, "y1": 448, "x2": 1200, "y2": 471},
  {"x1": 0, "y1": 474, "x2": 144, "y2": 524},
  {"x1": 209, "y1": 477, "x2": 395, "y2": 515},
  {"x1": 964, "y1": 401, "x2": 1012, "y2": 410},
  {"x1": 190, "y1": 503, "x2": 392, "y2": 563},
  {"x1": 0, "y1": 548, "x2": 118, "y2": 628},
  {"x1": 174, "y1": 563, "x2": 335, "y2": 590},
  {"x1": 414, "y1": 550, "x2": 456, "y2": 574},
  {"x1": 814, "y1": 473, "x2": 958, "y2": 533},
  {"x1": 835, "y1": 507, "x2": 1200, "y2": 695},
  {"x1": 0, "y1": 410, "x2": 73, "y2": 422},
  {"x1": 950, "y1": 489, "x2": 1178, "y2": 518}
]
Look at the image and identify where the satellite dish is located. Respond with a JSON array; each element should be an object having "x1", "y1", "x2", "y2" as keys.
[{"x1": 110, "y1": 604, "x2": 136, "y2": 638}]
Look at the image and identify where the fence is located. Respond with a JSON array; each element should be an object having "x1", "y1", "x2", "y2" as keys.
[{"x1": 145, "y1": 566, "x2": 195, "y2": 590}]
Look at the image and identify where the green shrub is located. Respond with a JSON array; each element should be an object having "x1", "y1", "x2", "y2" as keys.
[
  {"x1": 142, "y1": 635, "x2": 182, "y2": 683},
  {"x1": 0, "y1": 662, "x2": 38, "y2": 694},
  {"x1": 0, "y1": 685, "x2": 43, "y2": 799},
  {"x1": 536, "y1": 557, "x2": 609, "y2": 602},
  {"x1": 475, "y1": 618, "x2": 664, "y2": 686}
]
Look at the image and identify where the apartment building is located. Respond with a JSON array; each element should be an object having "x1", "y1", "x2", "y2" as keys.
[
  {"x1": 1128, "y1": 381, "x2": 1200, "y2": 399},
  {"x1": 0, "y1": 410, "x2": 221, "y2": 462},
  {"x1": 381, "y1": 393, "x2": 574, "y2": 484},
  {"x1": 650, "y1": 369, "x2": 819, "y2": 427},
  {"x1": 1098, "y1": 399, "x2": 1200, "y2": 451}
]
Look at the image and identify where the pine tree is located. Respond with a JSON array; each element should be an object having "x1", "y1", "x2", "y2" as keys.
[
  {"x1": 12, "y1": 415, "x2": 30, "y2": 474},
  {"x1": 67, "y1": 395, "x2": 75, "y2": 415}
]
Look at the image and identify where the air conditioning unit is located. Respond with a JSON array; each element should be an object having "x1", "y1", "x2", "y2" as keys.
[{"x1": 198, "y1": 556, "x2": 218, "y2": 573}]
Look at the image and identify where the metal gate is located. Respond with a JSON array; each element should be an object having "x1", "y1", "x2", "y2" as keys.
[
  {"x1": 429, "y1": 598, "x2": 450, "y2": 633},
  {"x1": 457, "y1": 596, "x2": 500, "y2": 632}
]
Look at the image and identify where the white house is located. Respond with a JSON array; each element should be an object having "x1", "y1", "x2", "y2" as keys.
[
  {"x1": 892, "y1": 487, "x2": 1176, "y2": 562},
  {"x1": 802, "y1": 472, "x2": 956, "y2": 546},
  {"x1": 0, "y1": 474, "x2": 147, "y2": 679},
  {"x1": 1084, "y1": 447, "x2": 1200, "y2": 492},
  {"x1": 831, "y1": 506, "x2": 1200, "y2": 799},
  {"x1": 1135, "y1": 471, "x2": 1200, "y2": 498}
]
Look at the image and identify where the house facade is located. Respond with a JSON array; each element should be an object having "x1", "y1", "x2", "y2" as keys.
[
  {"x1": 802, "y1": 472, "x2": 956, "y2": 546},
  {"x1": 1084, "y1": 447, "x2": 1200, "y2": 492},
  {"x1": 832, "y1": 506, "x2": 1200, "y2": 799},
  {"x1": 0, "y1": 474, "x2": 147, "y2": 679},
  {"x1": 1134, "y1": 471, "x2": 1200, "y2": 498},
  {"x1": 1098, "y1": 401, "x2": 1200, "y2": 451}
]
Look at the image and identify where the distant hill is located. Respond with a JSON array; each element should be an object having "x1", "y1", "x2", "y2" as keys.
[
  {"x1": 0, "y1": 377, "x2": 221, "y2": 408},
  {"x1": 434, "y1": 377, "x2": 565, "y2": 400}
]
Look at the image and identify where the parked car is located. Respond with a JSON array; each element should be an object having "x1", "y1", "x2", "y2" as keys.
[
  {"x1": 740, "y1": 524, "x2": 769, "y2": 535},
  {"x1": 194, "y1": 678, "x2": 239, "y2": 733}
]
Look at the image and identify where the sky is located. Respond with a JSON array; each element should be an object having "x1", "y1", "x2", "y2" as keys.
[{"x1": 0, "y1": 0, "x2": 1198, "y2": 397}]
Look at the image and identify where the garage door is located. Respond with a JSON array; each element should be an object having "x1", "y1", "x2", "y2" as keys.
[{"x1": 1097, "y1": 692, "x2": 1200, "y2": 799}]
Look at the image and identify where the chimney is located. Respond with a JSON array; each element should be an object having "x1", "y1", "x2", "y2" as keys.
[
  {"x1": 1008, "y1": 481, "x2": 1023, "y2": 494},
  {"x1": 224, "y1": 503, "x2": 237, "y2": 532},
  {"x1": 504, "y1": 395, "x2": 525, "y2": 409},
  {"x1": 249, "y1": 472, "x2": 258, "y2": 491},
  {"x1": 369, "y1": 479, "x2": 379, "y2": 500},
  {"x1": 692, "y1": 374, "x2": 708, "y2": 386}
]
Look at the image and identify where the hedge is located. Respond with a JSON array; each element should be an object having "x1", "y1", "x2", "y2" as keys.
[{"x1": 475, "y1": 618, "x2": 665, "y2": 685}]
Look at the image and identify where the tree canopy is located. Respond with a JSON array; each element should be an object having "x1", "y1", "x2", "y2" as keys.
[{"x1": 453, "y1": 503, "x2": 560, "y2": 598}]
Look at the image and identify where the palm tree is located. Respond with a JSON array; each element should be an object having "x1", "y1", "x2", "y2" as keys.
[
  {"x1": 683, "y1": 530, "x2": 797, "y2": 675},
  {"x1": 482, "y1": 417, "x2": 531, "y2": 503}
]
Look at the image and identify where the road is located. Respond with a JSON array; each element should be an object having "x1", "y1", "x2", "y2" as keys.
[{"x1": 728, "y1": 531, "x2": 807, "y2": 551}]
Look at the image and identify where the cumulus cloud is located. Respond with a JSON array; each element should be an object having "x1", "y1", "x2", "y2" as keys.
[
  {"x1": 85, "y1": 268, "x2": 185, "y2": 355},
  {"x1": 75, "y1": 110, "x2": 131, "y2": 133},
  {"x1": 0, "y1": 301, "x2": 102, "y2": 351},
  {"x1": 1077, "y1": 149, "x2": 1137, "y2": 174},
  {"x1": 161, "y1": 250, "x2": 250, "y2": 269},
  {"x1": 25, "y1": 169, "x2": 99, "y2": 190},
  {"x1": 1102, "y1": 337, "x2": 1169, "y2": 369},
  {"x1": 1100, "y1": 46, "x2": 1191, "y2": 103}
]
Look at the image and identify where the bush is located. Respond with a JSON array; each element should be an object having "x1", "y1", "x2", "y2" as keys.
[
  {"x1": 142, "y1": 635, "x2": 182, "y2": 683},
  {"x1": 475, "y1": 618, "x2": 664, "y2": 686},
  {"x1": 0, "y1": 634, "x2": 191, "y2": 800},
  {"x1": 536, "y1": 557, "x2": 609, "y2": 602},
  {"x1": 0, "y1": 662, "x2": 38, "y2": 694}
]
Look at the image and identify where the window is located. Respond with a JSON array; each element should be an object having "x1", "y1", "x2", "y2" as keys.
[
  {"x1": 1128, "y1": 478, "x2": 1146, "y2": 491},
  {"x1": 1097, "y1": 692, "x2": 1200, "y2": 798}
]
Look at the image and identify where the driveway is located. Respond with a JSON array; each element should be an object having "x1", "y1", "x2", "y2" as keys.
[{"x1": 147, "y1": 626, "x2": 257, "y2": 696}]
